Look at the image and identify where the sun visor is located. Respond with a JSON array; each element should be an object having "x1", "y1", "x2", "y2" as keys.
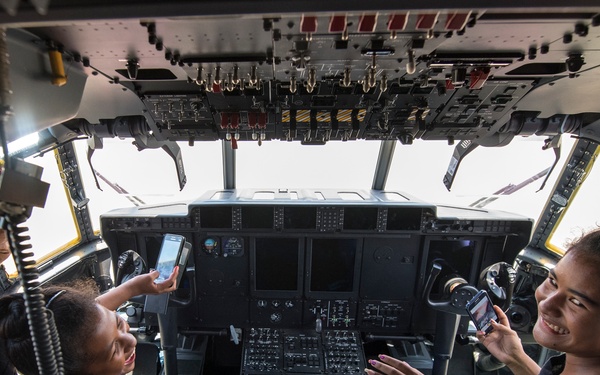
[{"x1": 5, "y1": 28, "x2": 87, "y2": 143}]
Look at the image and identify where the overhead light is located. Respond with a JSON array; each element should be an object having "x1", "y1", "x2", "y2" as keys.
[{"x1": 8, "y1": 132, "x2": 40, "y2": 155}]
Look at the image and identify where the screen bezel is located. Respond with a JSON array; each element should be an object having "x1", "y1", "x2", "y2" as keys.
[
  {"x1": 305, "y1": 237, "x2": 362, "y2": 299},
  {"x1": 250, "y1": 236, "x2": 305, "y2": 298}
]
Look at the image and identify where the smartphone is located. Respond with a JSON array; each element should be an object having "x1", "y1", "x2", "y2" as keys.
[
  {"x1": 466, "y1": 290, "x2": 498, "y2": 334},
  {"x1": 155, "y1": 234, "x2": 186, "y2": 284}
]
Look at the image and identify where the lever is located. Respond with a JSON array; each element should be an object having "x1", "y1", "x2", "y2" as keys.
[
  {"x1": 406, "y1": 49, "x2": 416, "y2": 74},
  {"x1": 230, "y1": 325, "x2": 240, "y2": 345}
]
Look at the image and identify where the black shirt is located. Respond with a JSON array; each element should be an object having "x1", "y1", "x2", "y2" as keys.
[{"x1": 539, "y1": 354, "x2": 566, "y2": 375}]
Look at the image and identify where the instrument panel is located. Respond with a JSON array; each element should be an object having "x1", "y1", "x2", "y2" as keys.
[
  {"x1": 99, "y1": 189, "x2": 532, "y2": 373},
  {"x1": 101, "y1": 189, "x2": 532, "y2": 336}
]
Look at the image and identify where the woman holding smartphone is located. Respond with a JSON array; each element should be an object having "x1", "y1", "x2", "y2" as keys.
[
  {"x1": 0, "y1": 267, "x2": 178, "y2": 375},
  {"x1": 365, "y1": 228, "x2": 600, "y2": 375}
]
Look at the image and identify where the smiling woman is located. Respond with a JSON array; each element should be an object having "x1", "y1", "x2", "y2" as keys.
[
  {"x1": 85, "y1": 304, "x2": 138, "y2": 375},
  {"x1": 478, "y1": 228, "x2": 600, "y2": 375},
  {"x1": 0, "y1": 282, "x2": 98, "y2": 375},
  {"x1": 0, "y1": 268, "x2": 178, "y2": 375}
]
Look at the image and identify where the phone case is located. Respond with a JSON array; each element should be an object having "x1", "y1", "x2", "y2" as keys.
[{"x1": 466, "y1": 290, "x2": 498, "y2": 334}]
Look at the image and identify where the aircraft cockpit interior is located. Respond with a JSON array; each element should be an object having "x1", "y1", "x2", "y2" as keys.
[{"x1": 0, "y1": 1, "x2": 599, "y2": 374}]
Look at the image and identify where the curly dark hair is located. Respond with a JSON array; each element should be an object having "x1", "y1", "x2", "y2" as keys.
[
  {"x1": 566, "y1": 227, "x2": 600, "y2": 256},
  {"x1": 0, "y1": 279, "x2": 100, "y2": 375}
]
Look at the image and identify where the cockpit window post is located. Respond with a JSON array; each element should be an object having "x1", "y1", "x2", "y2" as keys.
[
  {"x1": 372, "y1": 140, "x2": 396, "y2": 190},
  {"x1": 55, "y1": 142, "x2": 96, "y2": 242},
  {"x1": 222, "y1": 140, "x2": 236, "y2": 189}
]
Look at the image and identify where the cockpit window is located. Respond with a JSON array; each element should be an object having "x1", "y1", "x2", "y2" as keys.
[
  {"x1": 69, "y1": 133, "x2": 579, "y2": 243},
  {"x1": 74, "y1": 138, "x2": 224, "y2": 230},
  {"x1": 236, "y1": 140, "x2": 380, "y2": 189},
  {"x1": 3, "y1": 151, "x2": 78, "y2": 275},
  {"x1": 387, "y1": 135, "x2": 577, "y2": 224}
]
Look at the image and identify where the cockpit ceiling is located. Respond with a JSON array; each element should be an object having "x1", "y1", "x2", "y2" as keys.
[{"x1": 3, "y1": 5, "x2": 600, "y2": 145}]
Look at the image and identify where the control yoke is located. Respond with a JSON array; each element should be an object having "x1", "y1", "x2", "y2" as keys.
[
  {"x1": 423, "y1": 262, "x2": 479, "y2": 375},
  {"x1": 478, "y1": 262, "x2": 517, "y2": 311},
  {"x1": 116, "y1": 250, "x2": 147, "y2": 285},
  {"x1": 423, "y1": 262, "x2": 478, "y2": 315}
]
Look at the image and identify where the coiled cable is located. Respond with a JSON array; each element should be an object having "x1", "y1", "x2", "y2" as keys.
[{"x1": 5, "y1": 217, "x2": 64, "y2": 375}]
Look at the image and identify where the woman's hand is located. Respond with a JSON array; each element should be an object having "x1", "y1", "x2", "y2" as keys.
[
  {"x1": 364, "y1": 354, "x2": 424, "y2": 375},
  {"x1": 476, "y1": 305, "x2": 539, "y2": 375},
  {"x1": 476, "y1": 305, "x2": 524, "y2": 364},
  {"x1": 145, "y1": 267, "x2": 180, "y2": 294},
  {"x1": 96, "y1": 266, "x2": 179, "y2": 311},
  {"x1": 132, "y1": 266, "x2": 180, "y2": 295}
]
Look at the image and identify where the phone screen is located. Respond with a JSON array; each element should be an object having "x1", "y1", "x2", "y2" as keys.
[
  {"x1": 467, "y1": 290, "x2": 498, "y2": 334},
  {"x1": 155, "y1": 234, "x2": 184, "y2": 283}
]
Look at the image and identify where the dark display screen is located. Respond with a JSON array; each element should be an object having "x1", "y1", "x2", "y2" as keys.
[
  {"x1": 386, "y1": 207, "x2": 423, "y2": 231},
  {"x1": 200, "y1": 206, "x2": 232, "y2": 228},
  {"x1": 254, "y1": 237, "x2": 300, "y2": 291},
  {"x1": 283, "y1": 206, "x2": 317, "y2": 229},
  {"x1": 242, "y1": 206, "x2": 274, "y2": 229},
  {"x1": 426, "y1": 238, "x2": 477, "y2": 294},
  {"x1": 310, "y1": 238, "x2": 357, "y2": 292},
  {"x1": 343, "y1": 207, "x2": 378, "y2": 230}
]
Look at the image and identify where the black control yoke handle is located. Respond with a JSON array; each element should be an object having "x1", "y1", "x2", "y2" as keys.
[
  {"x1": 423, "y1": 262, "x2": 478, "y2": 315},
  {"x1": 168, "y1": 266, "x2": 195, "y2": 308}
]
